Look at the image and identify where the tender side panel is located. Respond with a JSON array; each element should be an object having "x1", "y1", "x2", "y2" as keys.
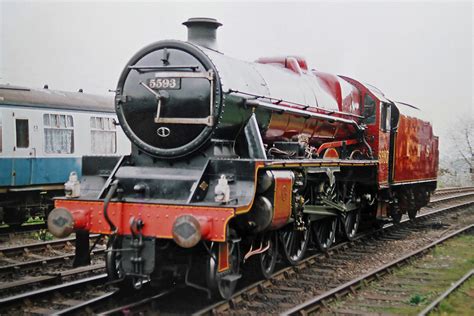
[{"x1": 393, "y1": 114, "x2": 438, "y2": 183}]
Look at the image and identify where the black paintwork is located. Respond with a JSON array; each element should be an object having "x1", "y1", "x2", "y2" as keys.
[{"x1": 116, "y1": 41, "x2": 222, "y2": 158}]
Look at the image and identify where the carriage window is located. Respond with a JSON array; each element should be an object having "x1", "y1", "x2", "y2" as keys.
[
  {"x1": 90, "y1": 116, "x2": 116, "y2": 154},
  {"x1": 363, "y1": 94, "x2": 376, "y2": 124},
  {"x1": 381, "y1": 103, "x2": 391, "y2": 132},
  {"x1": 16, "y1": 119, "x2": 29, "y2": 148},
  {"x1": 43, "y1": 114, "x2": 74, "y2": 154}
]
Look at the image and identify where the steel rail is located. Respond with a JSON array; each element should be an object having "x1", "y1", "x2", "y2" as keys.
[
  {"x1": 418, "y1": 269, "x2": 474, "y2": 316},
  {"x1": 55, "y1": 289, "x2": 119, "y2": 315},
  {"x1": 0, "y1": 248, "x2": 105, "y2": 274},
  {"x1": 0, "y1": 234, "x2": 101, "y2": 256},
  {"x1": 97, "y1": 288, "x2": 175, "y2": 316},
  {"x1": 0, "y1": 222, "x2": 46, "y2": 238},
  {"x1": 435, "y1": 186, "x2": 474, "y2": 194},
  {"x1": 0, "y1": 273, "x2": 108, "y2": 306},
  {"x1": 194, "y1": 191, "x2": 474, "y2": 315},
  {"x1": 0, "y1": 263, "x2": 105, "y2": 293},
  {"x1": 429, "y1": 191, "x2": 474, "y2": 203},
  {"x1": 283, "y1": 224, "x2": 474, "y2": 315}
]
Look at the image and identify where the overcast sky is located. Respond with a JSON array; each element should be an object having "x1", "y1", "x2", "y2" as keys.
[{"x1": 0, "y1": 0, "x2": 472, "y2": 153}]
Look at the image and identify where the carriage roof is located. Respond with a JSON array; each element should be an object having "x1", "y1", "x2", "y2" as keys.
[{"x1": 0, "y1": 84, "x2": 114, "y2": 113}]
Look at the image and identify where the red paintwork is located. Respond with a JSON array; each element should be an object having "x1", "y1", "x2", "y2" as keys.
[
  {"x1": 70, "y1": 208, "x2": 89, "y2": 230},
  {"x1": 217, "y1": 242, "x2": 229, "y2": 272},
  {"x1": 316, "y1": 139, "x2": 359, "y2": 156},
  {"x1": 323, "y1": 148, "x2": 339, "y2": 159},
  {"x1": 393, "y1": 114, "x2": 438, "y2": 183},
  {"x1": 337, "y1": 77, "x2": 379, "y2": 131},
  {"x1": 339, "y1": 75, "x2": 438, "y2": 187},
  {"x1": 339, "y1": 76, "x2": 389, "y2": 187},
  {"x1": 313, "y1": 71, "x2": 361, "y2": 115},
  {"x1": 314, "y1": 71, "x2": 343, "y2": 107},
  {"x1": 256, "y1": 58, "x2": 361, "y2": 117},
  {"x1": 255, "y1": 56, "x2": 364, "y2": 149},
  {"x1": 256, "y1": 56, "x2": 309, "y2": 73},
  {"x1": 265, "y1": 112, "x2": 357, "y2": 144},
  {"x1": 271, "y1": 172, "x2": 292, "y2": 229},
  {"x1": 378, "y1": 132, "x2": 390, "y2": 186},
  {"x1": 54, "y1": 199, "x2": 235, "y2": 242}
]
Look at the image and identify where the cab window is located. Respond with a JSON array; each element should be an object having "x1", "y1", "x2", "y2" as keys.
[
  {"x1": 381, "y1": 103, "x2": 391, "y2": 132},
  {"x1": 362, "y1": 94, "x2": 376, "y2": 124},
  {"x1": 16, "y1": 119, "x2": 29, "y2": 148}
]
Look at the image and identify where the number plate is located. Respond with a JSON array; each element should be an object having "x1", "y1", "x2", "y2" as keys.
[{"x1": 147, "y1": 77, "x2": 181, "y2": 90}]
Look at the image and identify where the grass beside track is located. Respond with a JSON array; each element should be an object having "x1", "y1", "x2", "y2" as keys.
[
  {"x1": 326, "y1": 234, "x2": 474, "y2": 315},
  {"x1": 429, "y1": 275, "x2": 474, "y2": 316}
]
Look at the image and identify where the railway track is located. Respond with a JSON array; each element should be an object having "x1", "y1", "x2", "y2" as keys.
[
  {"x1": 194, "y1": 191, "x2": 474, "y2": 315},
  {"x1": 0, "y1": 274, "x2": 113, "y2": 315},
  {"x1": 0, "y1": 188, "x2": 473, "y2": 315},
  {"x1": 0, "y1": 222, "x2": 46, "y2": 240},
  {"x1": 418, "y1": 269, "x2": 473, "y2": 316},
  {"x1": 284, "y1": 225, "x2": 474, "y2": 315},
  {"x1": 0, "y1": 234, "x2": 106, "y2": 301},
  {"x1": 434, "y1": 186, "x2": 474, "y2": 195},
  {"x1": 0, "y1": 234, "x2": 104, "y2": 273}
]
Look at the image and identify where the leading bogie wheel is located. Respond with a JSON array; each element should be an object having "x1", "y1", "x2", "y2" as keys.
[
  {"x1": 106, "y1": 237, "x2": 127, "y2": 281},
  {"x1": 206, "y1": 241, "x2": 241, "y2": 300}
]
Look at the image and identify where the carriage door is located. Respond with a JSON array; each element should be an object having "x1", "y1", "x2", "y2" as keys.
[
  {"x1": 12, "y1": 116, "x2": 33, "y2": 185},
  {"x1": 378, "y1": 102, "x2": 391, "y2": 186}
]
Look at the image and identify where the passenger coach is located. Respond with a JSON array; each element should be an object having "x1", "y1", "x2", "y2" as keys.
[{"x1": 0, "y1": 84, "x2": 130, "y2": 226}]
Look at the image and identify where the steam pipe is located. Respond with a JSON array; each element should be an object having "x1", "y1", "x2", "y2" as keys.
[
  {"x1": 104, "y1": 180, "x2": 119, "y2": 233},
  {"x1": 244, "y1": 99, "x2": 363, "y2": 131}
]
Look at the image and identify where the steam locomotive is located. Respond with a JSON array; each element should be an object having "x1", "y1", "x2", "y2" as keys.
[{"x1": 47, "y1": 18, "x2": 438, "y2": 299}]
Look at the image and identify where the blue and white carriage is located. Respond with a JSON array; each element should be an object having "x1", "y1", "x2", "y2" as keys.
[{"x1": 0, "y1": 84, "x2": 130, "y2": 226}]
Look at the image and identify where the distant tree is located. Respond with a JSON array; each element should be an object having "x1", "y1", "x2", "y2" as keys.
[{"x1": 448, "y1": 116, "x2": 473, "y2": 184}]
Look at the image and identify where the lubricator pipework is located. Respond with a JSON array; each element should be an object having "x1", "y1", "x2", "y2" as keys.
[{"x1": 104, "y1": 180, "x2": 119, "y2": 233}]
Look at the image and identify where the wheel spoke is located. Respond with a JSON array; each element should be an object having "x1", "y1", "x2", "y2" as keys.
[
  {"x1": 288, "y1": 233, "x2": 296, "y2": 257},
  {"x1": 313, "y1": 216, "x2": 336, "y2": 251},
  {"x1": 280, "y1": 222, "x2": 309, "y2": 265},
  {"x1": 342, "y1": 210, "x2": 360, "y2": 240}
]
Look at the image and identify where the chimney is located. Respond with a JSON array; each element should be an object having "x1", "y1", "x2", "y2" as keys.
[{"x1": 182, "y1": 17, "x2": 222, "y2": 51}]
